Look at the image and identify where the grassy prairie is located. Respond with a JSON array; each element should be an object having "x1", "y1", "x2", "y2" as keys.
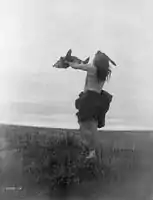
[{"x1": 0, "y1": 123, "x2": 153, "y2": 200}]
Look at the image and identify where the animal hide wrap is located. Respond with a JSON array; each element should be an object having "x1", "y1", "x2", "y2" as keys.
[{"x1": 75, "y1": 90, "x2": 113, "y2": 128}]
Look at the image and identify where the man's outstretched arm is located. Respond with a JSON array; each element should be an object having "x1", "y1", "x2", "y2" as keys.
[{"x1": 67, "y1": 62, "x2": 95, "y2": 73}]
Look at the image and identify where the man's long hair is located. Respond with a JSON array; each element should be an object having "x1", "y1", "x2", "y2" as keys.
[{"x1": 93, "y1": 51, "x2": 116, "y2": 82}]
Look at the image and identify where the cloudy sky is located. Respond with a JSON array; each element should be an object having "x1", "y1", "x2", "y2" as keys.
[{"x1": 0, "y1": 0, "x2": 153, "y2": 129}]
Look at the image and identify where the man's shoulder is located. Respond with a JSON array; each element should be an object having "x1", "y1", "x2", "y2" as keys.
[{"x1": 87, "y1": 63, "x2": 97, "y2": 74}]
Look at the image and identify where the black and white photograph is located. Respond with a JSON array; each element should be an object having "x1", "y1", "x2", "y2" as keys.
[{"x1": 0, "y1": 0, "x2": 153, "y2": 199}]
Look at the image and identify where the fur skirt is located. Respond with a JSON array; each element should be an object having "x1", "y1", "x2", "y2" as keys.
[{"x1": 75, "y1": 90, "x2": 113, "y2": 128}]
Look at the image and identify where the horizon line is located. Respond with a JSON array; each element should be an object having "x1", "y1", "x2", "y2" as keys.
[{"x1": 0, "y1": 122, "x2": 153, "y2": 131}]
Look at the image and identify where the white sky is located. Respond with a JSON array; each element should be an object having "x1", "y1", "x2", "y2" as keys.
[{"x1": 0, "y1": 0, "x2": 153, "y2": 129}]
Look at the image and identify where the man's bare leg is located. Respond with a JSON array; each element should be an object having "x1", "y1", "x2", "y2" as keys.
[
  {"x1": 89, "y1": 120, "x2": 102, "y2": 164},
  {"x1": 79, "y1": 120, "x2": 102, "y2": 162},
  {"x1": 79, "y1": 121, "x2": 95, "y2": 148}
]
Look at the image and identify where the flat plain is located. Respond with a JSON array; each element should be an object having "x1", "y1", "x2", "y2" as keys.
[{"x1": 0, "y1": 123, "x2": 153, "y2": 200}]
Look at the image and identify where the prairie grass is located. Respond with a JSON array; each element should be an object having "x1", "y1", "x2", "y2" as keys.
[{"x1": 0, "y1": 124, "x2": 139, "y2": 198}]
